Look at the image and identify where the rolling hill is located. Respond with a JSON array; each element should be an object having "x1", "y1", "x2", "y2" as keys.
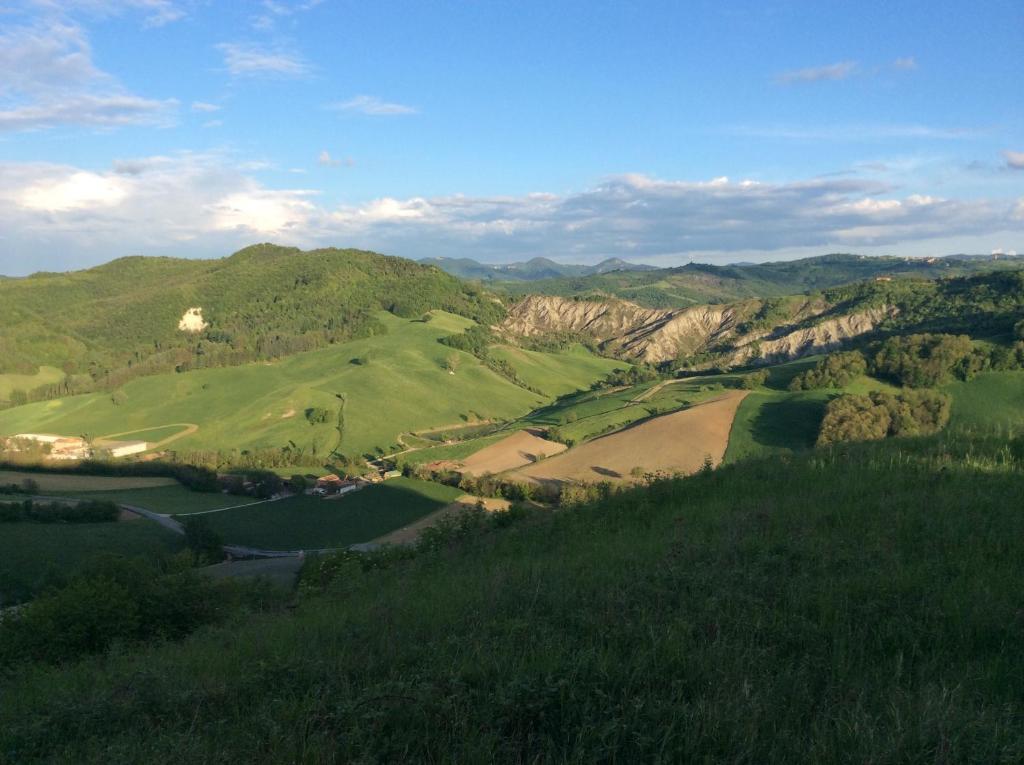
[
  {"x1": 500, "y1": 269, "x2": 1024, "y2": 366},
  {"x1": 0, "y1": 244, "x2": 503, "y2": 388},
  {"x1": 0, "y1": 311, "x2": 624, "y2": 460},
  {"x1": 492, "y1": 252, "x2": 1024, "y2": 308},
  {"x1": 419, "y1": 255, "x2": 657, "y2": 281},
  {"x1": 3, "y1": 428, "x2": 1022, "y2": 762}
]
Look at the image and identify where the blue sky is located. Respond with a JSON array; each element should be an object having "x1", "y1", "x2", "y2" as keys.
[{"x1": 0, "y1": 0, "x2": 1021, "y2": 274}]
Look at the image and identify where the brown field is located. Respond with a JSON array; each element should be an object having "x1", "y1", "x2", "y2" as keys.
[
  {"x1": 0, "y1": 470, "x2": 178, "y2": 492},
  {"x1": 458, "y1": 429, "x2": 568, "y2": 476},
  {"x1": 373, "y1": 494, "x2": 512, "y2": 545},
  {"x1": 507, "y1": 392, "x2": 748, "y2": 486}
]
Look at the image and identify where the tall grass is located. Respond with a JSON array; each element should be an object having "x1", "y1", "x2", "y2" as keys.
[{"x1": 1, "y1": 431, "x2": 1022, "y2": 762}]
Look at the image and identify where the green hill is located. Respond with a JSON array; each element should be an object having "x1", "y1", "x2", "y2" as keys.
[
  {"x1": 2, "y1": 430, "x2": 1022, "y2": 761},
  {"x1": 0, "y1": 311, "x2": 622, "y2": 460},
  {"x1": 494, "y1": 252, "x2": 1024, "y2": 308},
  {"x1": 0, "y1": 244, "x2": 503, "y2": 397}
]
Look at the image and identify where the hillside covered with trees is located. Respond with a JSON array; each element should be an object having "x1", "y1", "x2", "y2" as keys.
[{"x1": 0, "y1": 245, "x2": 503, "y2": 402}]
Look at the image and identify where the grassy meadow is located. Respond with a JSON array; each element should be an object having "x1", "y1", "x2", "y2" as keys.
[
  {"x1": 488, "y1": 344, "x2": 626, "y2": 396},
  {"x1": 0, "y1": 366, "x2": 64, "y2": 402},
  {"x1": 0, "y1": 313, "x2": 619, "y2": 459},
  {"x1": 189, "y1": 477, "x2": 464, "y2": 549},
  {"x1": 3, "y1": 431, "x2": 1022, "y2": 761}
]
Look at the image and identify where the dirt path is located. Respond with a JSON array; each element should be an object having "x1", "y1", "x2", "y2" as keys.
[
  {"x1": 507, "y1": 391, "x2": 748, "y2": 486},
  {"x1": 630, "y1": 377, "x2": 693, "y2": 403},
  {"x1": 95, "y1": 423, "x2": 199, "y2": 450}
]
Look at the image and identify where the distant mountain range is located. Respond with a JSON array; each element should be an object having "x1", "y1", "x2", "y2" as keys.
[
  {"x1": 488, "y1": 253, "x2": 1024, "y2": 308},
  {"x1": 419, "y1": 256, "x2": 658, "y2": 281}
]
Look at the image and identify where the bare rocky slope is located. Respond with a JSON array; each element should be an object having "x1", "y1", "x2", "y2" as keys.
[{"x1": 500, "y1": 294, "x2": 894, "y2": 367}]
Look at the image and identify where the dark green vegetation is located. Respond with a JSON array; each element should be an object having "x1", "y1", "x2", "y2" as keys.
[
  {"x1": 491, "y1": 252, "x2": 1024, "y2": 308},
  {"x1": 788, "y1": 350, "x2": 867, "y2": 390},
  {"x1": 0, "y1": 244, "x2": 503, "y2": 402},
  {"x1": 2, "y1": 432, "x2": 1023, "y2": 761},
  {"x1": 0, "y1": 555, "x2": 279, "y2": 667},
  {"x1": 0, "y1": 499, "x2": 118, "y2": 524},
  {"x1": 817, "y1": 390, "x2": 951, "y2": 445},
  {"x1": 0, "y1": 520, "x2": 183, "y2": 606},
  {"x1": 189, "y1": 478, "x2": 464, "y2": 550}
]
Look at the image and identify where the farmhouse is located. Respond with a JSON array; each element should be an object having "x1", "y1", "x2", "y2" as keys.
[{"x1": 11, "y1": 433, "x2": 91, "y2": 461}]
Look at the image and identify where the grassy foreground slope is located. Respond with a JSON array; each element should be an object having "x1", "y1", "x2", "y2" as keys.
[
  {"x1": 0, "y1": 313, "x2": 628, "y2": 458},
  {"x1": 3, "y1": 432, "x2": 1023, "y2": 762}
]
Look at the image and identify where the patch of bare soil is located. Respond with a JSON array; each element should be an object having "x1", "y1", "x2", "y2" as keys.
[
  {"x1": 507, "y1": 391, "x2": 748, "y2": 486},
  {"x1": 459, "y1": 429, "x2": 568, "y2": 476}
]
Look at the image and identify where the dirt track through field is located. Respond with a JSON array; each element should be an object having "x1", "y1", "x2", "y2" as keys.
[
  {"x1": 95, "y1": 423, "x2": 199, "y2": 449},
  {"x1": 459, "y1": 429, "x2": 567, "y2": 476},
  {"x1": 507, "y1": 391, "x2": 748, "y2": 486}
]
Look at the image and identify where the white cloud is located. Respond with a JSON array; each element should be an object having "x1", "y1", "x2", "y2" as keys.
[
  {"x1": 317, "y1": 150, "x2": 353, "y2": 168},
  {"x1": 775, "y1": 61, "x2": 857, "y2": 84},
  {"x1": 20, "y1": 171, "x2": 128, "y2": 211},
  {"x1": 0, "y1": 19, "x2": 176, "y2": 131},
  {"x1": 191, "y1": 101, "x2": 221, "y2": 112},
  {"x1": 0, "y1": 162, "x2": 1020, "y2": 273},
  {"x1": 328, "y1": 95, "x2": 417, "y2": 116},
  {"x1": 217, "y1": 42, "x2": 310, "y2": 77},
  {"x1": 893, "y1": 56, "x2": 917, "y2": 70},
  {"x1": 1003, "y1": 150, "x2": 1024, "y2": 170}
]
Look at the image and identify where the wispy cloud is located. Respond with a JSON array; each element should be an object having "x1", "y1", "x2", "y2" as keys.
[
  {"x1": 1003, "y1": 150, "x2": 1024, "y2": 170},
  {"x1": 45, "y1": 1, "x2": 187, "y2": 28},
  {"x1": 0, "y1": 19, "x2": 176, "y2": 131},
  {"x1": 217, "y1": 42, "x2": 310, "y2": 77},
  {"x1": 328, "y1": 95, "x2": 417, "y2": 116},
  {"x1": 190, "y1": 101, "x2": 220, "y2": 112},
  {"x1": 251, "y1": 0, "x2": 324, "y2": 31},
  {"x1": 729, "y1": 124, "x2": 986, "y2": 141},
  {"x1": 775, "y1": 60, "x2": 857, "y2": 84},
  {"x1": 317, "y1": 150, "x2": 353, "y2": 167},
  {"x1": 892, "y1": 56, "x2": 917, "y2": 70}
]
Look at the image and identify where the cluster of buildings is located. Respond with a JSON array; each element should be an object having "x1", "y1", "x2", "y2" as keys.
[
  {"x1": 4, "y1": 433, "x2": 148, "y2": 461},
  {"x1": 311, "y1": 469, "x2": 402, "y2": 497}
]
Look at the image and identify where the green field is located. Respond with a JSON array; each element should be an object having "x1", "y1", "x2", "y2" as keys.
[
  {"x1": 52, "y1": 485, "x2": 255, "y2": 515},
  {"x1": 943, "y1": 370, "x2": 1024, "y2": 433},
  {"x1": 191, "y1": 477, "x2": 464, "y2": 549},
  {"x1": 0, "y1": 313, "x2": 619, "y2": 459},
  {"x1": 397, "y1": 432, "x2": 511, "y2": 467},
  {"x1": 0, "y1": 519, "x2": 184, "y2": 606},
  {"x1": 489, "y1": 344, "x2": 627, "y2": 396},
  {"x1": 0, "y1": 366, "x2": 64, "y2": 401}
]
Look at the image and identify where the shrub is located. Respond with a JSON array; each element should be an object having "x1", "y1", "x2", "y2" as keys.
[
  {"x1": 871, "y1": 334, "x2": 974, "y2": 387},
  {"x1": 0, "y1": 556, "x2": 226, "y2": 666},
  {"x1": 739, "y1": 369, "x2": 769, "y2": 389},
  {"x1": 817, "y1": 390, "x2": 951, "y2": 446},
  {"x1": 788, "y1": 351, "x2": 867, "y2": 390}
]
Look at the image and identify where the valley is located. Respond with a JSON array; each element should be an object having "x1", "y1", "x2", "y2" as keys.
[{"x1": 1, "y1": 245, "x2": 1022, "y2": 763}]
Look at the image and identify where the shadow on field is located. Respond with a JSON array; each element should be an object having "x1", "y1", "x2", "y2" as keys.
[{"x1": 751, "y1": 397, "x2": 828, "y2": 450}]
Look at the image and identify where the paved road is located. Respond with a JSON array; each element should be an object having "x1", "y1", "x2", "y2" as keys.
[{"x1": 29, "y1": 494, "x2": 369, "y2": 559}]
